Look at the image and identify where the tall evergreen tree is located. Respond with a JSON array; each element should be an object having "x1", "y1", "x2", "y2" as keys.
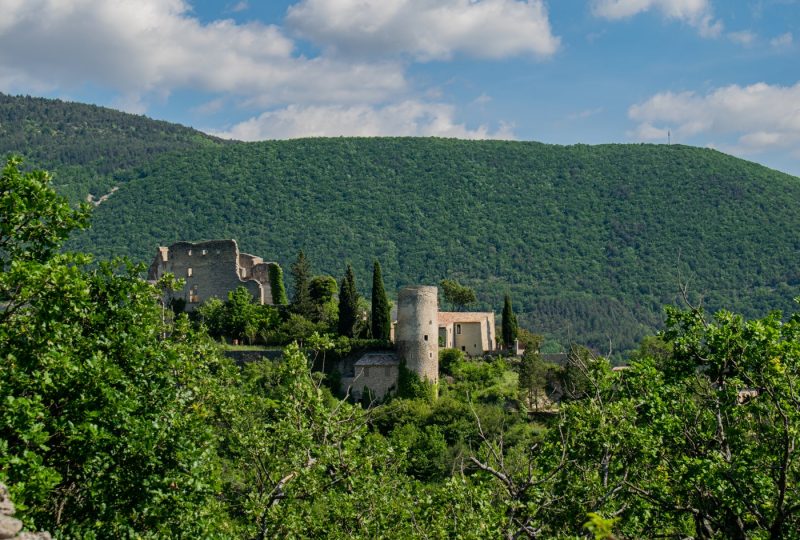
[
  {"x1": 338, "y1": 264, "x2": 359, "y2": 337},
  {"x1": 371, "y1": 260, "x2": 391, "y2": 340},
  {"x1": 267, "y1": 262, "x2": 288, "y2": 305},
  {"x1": 502, "y1": 293, "x2": 518, "y2": 348},
  {"x1": 290, "y1": 250, "x2": 313, "y2": 317}
]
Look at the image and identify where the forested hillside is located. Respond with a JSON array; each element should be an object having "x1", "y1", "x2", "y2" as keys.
[
  {"x1": 0, "y1": 93, "x2": 223, "y2": 201},
  {"x1": 2, "y1": 93, "x2": 799, "y2": 354}
]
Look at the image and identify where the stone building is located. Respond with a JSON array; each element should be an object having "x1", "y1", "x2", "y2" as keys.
[
  {"x1": 147, "y1": 239, "x2": 276, "y2": 310},
  {"x1": 437, "y1": 312, "x2": 496, "y2": 356},
  {"x1": 343, "y1": 285, "x2": 440, "y2": 401},
  {"x1": 349, "y1": 352, "x2": 400, "y2": 401}
]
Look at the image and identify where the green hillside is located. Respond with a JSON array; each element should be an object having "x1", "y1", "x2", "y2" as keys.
[
  {"x1": 2, "y1": 94, "x2": 798, "y2": 354},
  {"x1": 0, "y1": 92, "x2": 223, "y2": 201}
]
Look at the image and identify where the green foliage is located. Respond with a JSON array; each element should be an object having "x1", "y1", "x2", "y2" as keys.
[
  {"x1": 289, "y1": 250, "x2": 313, "y2": 318},
  {"x1": 517, "y1": 328, "x2": 544, "y2": 352},
  {"x1": 308, "y1": 274, "x2": 338, "y2": 326},
  {"x1": 397, "y1": 362, "x2": 436, "y2": 402},
  {"x1": 337, "y1": 264, "x2": 359, "y2": 338},
  {"x1": 502, "y1": 293, "x2": 518, "y2": 348},
  {"x1": 440, "y1": 278, "x2": 476, "y2": 311},
  {"x1": 267, "y1": 262, "x2": 288, "y2": 305},
  {"x1": 0, "y1": 93, "x2": 223, "y2": 204},
  {"x1": 0, "y1": 156, "x2": 90, "y2": 270},
  {"x1": 19, "y1": 117, "x2": 793, "y2": 353},
  {"x1": 0, "y1": 158, "x2": 231, "y2": 536},
  {"x1": 584, "y1": 513, "x2": 619, "y2": 540},
  {"x1": 438, "y1": 347, "x2": 465, "y2": 376},
  {"x1": 370, "y1": 260, "x2": 391, "y2": 340},
  {"x1": 518, "y1": 349, "x2": 556, "y2": 412},
  {"x1": 193, "y1": 287, "x2": 280, "y2": 344}
]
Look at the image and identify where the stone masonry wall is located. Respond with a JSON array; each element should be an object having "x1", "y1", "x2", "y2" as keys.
[
  {"x1": 0, "y1": 484, "x2": 51, "y2": 540},
  {"x1": 149, "y1": 239, "x2": 270, "y2": 310},
  {"x1": 396, "y1": 286, "x2": 439, "y2": 385}
]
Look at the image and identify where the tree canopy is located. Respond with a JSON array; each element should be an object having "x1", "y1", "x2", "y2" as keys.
[{"x1": 371, "y1": 261, "x2": 391, "y2": 340}]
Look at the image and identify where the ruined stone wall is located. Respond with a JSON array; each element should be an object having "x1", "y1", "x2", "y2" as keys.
[
  {"x1": 396, "y1": 286, "x2": 439, "y2": 385},
  {"x1": 148, "y1": 239, "x2": 268, "y2": 310},
  {"x1": 0, "y1": 484, "x2": 51, "y2": 540},
  {"x1": 250, "y1": 263, "x2": 275, "y2": 304}
]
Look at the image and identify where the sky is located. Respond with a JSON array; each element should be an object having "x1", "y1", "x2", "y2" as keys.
[{"x1": 1, "y1": 0, "x2": 799, "y2": 175}]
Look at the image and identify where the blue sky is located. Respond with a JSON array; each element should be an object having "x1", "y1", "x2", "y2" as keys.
[{"x1": 1, "y1": 0, "x2": 798, "y2": 175}]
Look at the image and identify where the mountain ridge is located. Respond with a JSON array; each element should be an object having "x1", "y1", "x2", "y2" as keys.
[{"x1": 2, "y1": 92, "x2": 798, "y2": 354}]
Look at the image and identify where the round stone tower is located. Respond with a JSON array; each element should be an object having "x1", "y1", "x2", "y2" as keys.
[{"x1": 396, "y1": 285, "x2": 439, "y2": 385}]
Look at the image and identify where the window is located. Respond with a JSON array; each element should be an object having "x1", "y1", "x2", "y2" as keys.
[
  {"x1": 456, "y1": 324, "x2": 462, "y2": 335},
  {"x1": 202, "y1": 249, "x2": 208, "y2": 256},
  {"x1": 187, "y1": 268, "x2": 192, "y2": 277},
  {"x1": 423, "y1": 334, "x2": 428, "y2": 341},
  {"x1": 189, "y1": 286, "x2": 200, "y2": 304},
  {"x1": 187, "y1": 249, "x2": 192, "y2": 256},
  {"x1": 461, "y1": 346, "x2": 466, "y2": 352}
]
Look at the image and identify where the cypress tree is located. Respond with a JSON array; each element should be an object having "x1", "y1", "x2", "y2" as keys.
[
  {"x1": 371, "y1": 260, "x2": 391, "y2": 340},
  {"x1": 290, "y1": 250, "x2": 313, "y2": 317},
  {"x1": 502, "y1": 293, "x2": 518, "y2": 348},
  {"x1": 267, "y1": 263, "x2": 288, "y2": 305},
  {"x1": 337, "y1": 264, "x2": 359, "y2": 337}
]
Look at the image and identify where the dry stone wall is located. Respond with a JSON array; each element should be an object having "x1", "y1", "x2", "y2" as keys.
[{"x1": 0, "y1": 484, "x2": 51, "y2": 540}]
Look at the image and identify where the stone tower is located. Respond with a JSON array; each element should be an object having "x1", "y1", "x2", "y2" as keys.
[{"x1": 396, "y1": 285, "x2": 439, "y2": 385}]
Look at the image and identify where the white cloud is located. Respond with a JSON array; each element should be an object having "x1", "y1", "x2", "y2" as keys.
[
  {"x1": 286, "y1": 0, "x2": 560, "y2": 60},
  {"x1": 728, "y1": 30, "x2": 756, "y2": 45},
  {"x1": 592, "y1": 0, "x2": 722, "y2": 37},
  {"x1": 214, "y1": 101, "x2": 516, "y2": 140},
  {"x1": 628, "y1": 82, "x2": 800, "y2": 153},
  {"x1": 771, "y1": 32, "x2": 793, "y2": 48},
  {"x1": 228, "y1": 1, "x2": 249, "y2": 13},
  {"x1": 0, "y1": 0, "x2": 406, "y2": 108}
]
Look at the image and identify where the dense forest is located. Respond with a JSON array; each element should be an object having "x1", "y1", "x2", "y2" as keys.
[
  {"x1": 3, "y1": 156, "x2": 800, "y2": 539},
  {"x1": 3, "y1": 92, "x2": 800, "y2": 355}
]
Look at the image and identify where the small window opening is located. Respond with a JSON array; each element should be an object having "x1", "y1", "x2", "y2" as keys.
[
  {"x1": 187, "y1": 267, "x2": 193, "y2": 277},
  {"x1": 423, "y1": 334, "x2": 428, "y2": 341},
  {"x1": 202, "y1": 249, "x2": 208, "y2": 256},
  {"x1": 187, "y1": 249, "x2": 192, "y2": 256},
  {"x1": 461, "y1": 346, "x2": 466, "y2": 352},
  {"x1": 456, "y1": 324, "x2": 462, "y2": 335}
]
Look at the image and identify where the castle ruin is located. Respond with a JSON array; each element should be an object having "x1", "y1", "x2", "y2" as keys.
[{"x1": 147, "y1": 239, "x2": 277, "y2": 310}]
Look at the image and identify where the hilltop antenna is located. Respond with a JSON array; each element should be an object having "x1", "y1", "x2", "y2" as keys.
[{"x1": 668, "y1": 130, "x2": 671, "y2": 145}]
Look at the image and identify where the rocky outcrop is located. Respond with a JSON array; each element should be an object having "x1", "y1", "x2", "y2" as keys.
[{"x1": 0, "y1": 485, "x2": 51, "y2": 540}]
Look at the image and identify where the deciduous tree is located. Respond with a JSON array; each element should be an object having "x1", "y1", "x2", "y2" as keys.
[
  {"x1": 439, "y1": 279, "x2": 476, "y2": 311},
  {"x1": 290, "y1": 250, "x2": 313, "y2": 317}
]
